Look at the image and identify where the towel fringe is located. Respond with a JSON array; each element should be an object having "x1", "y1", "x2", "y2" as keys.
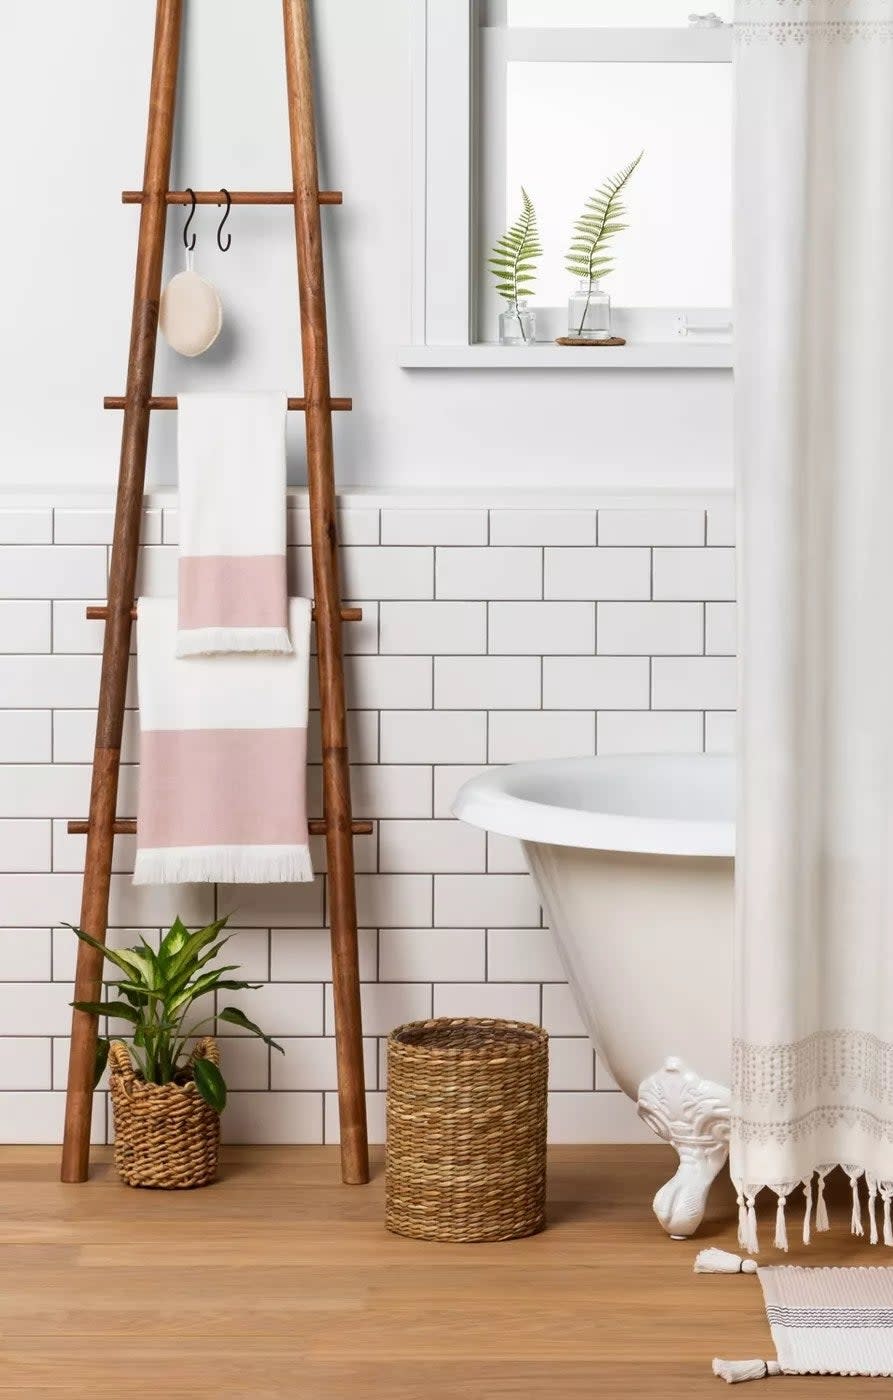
[
  {"x1": 133, "y1": 843, "x2": 314, "y2": 886},
  {"x1": 881, "y1": 1182, "x2": 893, "y2": 1246},
  {"x1": 712, "y1": 1360, "x2": 782, "y2": 1385},
  {"x1": 176, "y1": 625, "x2": 294, "y2": 657}
]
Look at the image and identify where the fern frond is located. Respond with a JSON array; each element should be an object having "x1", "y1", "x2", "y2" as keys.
[
  {"x1": 565, "y1": 152, "x2": 643, "y2": 292},
  {"x1": 488, "y1": 186, "x2": 542, "y2": 308}
]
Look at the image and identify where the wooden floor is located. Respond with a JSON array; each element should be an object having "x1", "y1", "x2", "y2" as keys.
[{"x1": 0, "y1": 1145, "x2": 886, "y2": 1398}]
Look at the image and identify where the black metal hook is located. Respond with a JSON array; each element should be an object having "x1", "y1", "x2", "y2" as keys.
[
  {"x1": 183, "y1": 187, "x2": 197, "y2": 252},
  {"x1": 216, "y1": 188, "x2": 232, "y2": 252}
]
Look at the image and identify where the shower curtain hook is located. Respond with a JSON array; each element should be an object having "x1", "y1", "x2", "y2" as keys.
[
  {"x1": 183, "y1": 187, "x2": 197, "y2": 252},
  {"x1": 216, "y1": 188, "x2": 232, "y2": 252}
]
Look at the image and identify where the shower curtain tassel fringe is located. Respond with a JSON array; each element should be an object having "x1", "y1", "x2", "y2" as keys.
[
  {"x1": 745, "y1": 1193, "x2": 760, "y2": 1254},
  {"x1": 867, "y1": 1176, "x2": 879, "y2": 1245},
  {"x1": 850, "y1": 1174, "x2": 864, "y2": 1237},
  {"x1": 694, "y1": 1248, "x2": 758, "y2": 1275},
  {"x1": 802, "y1": 1177, "x2": 813, "y2": 1245},
  {"x1": 712, "y1": 1359, "x2": 782, "y2": 1385},
  {"x1": 815, "y1": 1172, "x2": 830, "y2": 1232},
  {"x1": 773, "y1": 1191, "x2": 789, "y2": 1252},
  {"x1": 736, "y1": 1190, "x2": 749, "y2": 1250}
]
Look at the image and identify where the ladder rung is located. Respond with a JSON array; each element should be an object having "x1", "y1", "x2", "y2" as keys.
[
  {"x1": 103, "y1": 396, "x2": 352, "y2": 412},
  {"x1": 122, "y1": 189, "x2": 342, "y2": 206},
  {"x1": 85, "y1": 605, "x2": 363, "y2": 624},
  {"x1": 67, "y1": 818, "x2": 374, "y2": 837}
]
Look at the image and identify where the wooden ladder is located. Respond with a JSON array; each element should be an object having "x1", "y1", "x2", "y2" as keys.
[{"x1": 61, "y1": 0, "x2": 370, "y2": 1187}]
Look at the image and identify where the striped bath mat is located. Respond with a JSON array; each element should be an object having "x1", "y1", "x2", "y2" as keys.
[{"x1": 696, "y1": 1250, "x2": 893, "y2": 1382}]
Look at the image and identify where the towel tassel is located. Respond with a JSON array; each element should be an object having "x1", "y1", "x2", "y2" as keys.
[
  {"x1": 712, "y1": 1359, "x2": 782, "y2": 1385},
  {"x1": 694, "y1": 1248, "x2": 758, "y2": 1275},
  {"x1": 802, "y1": 1177, "x2": 813, "y2": 1246},
  {"x1": 880, "y1": 1182, "x2": 893, "y2": 1246}
]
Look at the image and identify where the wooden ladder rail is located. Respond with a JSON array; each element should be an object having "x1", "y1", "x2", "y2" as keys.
[
  {"x1": 61, "y1": 0, "x2": 183, "y2": 1184},
  {"x1": 61, "y1": 0, "x2": 370, "y2": 1185},
  {"x1": 284, "y1": 0, "x2": 368, "y2": 1184}
]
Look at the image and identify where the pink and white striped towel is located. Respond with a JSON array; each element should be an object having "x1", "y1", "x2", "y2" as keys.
[
  {"x1": 176, "y1": 392, "x2": 291, "y2": 657},
  {"x1": 133, "y1": 596, "x2": 313, "y2": 885}
]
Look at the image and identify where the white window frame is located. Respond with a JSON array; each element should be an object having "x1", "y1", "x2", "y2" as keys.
[{"x1": 402, "y1": 1, "x2": 733, "y2": 369}]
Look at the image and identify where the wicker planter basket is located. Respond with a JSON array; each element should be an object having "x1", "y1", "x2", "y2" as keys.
[
  {"x1": 109, "y1": 1037, "x2": 220, "y2": 1189},
  {"x1": 386, "y1": 1017, "x2": 548, "y2": 1243}
]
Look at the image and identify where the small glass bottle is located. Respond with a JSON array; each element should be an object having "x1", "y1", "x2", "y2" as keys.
[
  {"x1": 498, "y1": 299, "x2": 536, "y2": 346},
  {"x1": 568, "y1": 281, "x2": 611, "y2": 341}
]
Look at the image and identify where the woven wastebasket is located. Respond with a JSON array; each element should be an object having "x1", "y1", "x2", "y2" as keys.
[
  {"x1": 109, "y1": 1036, "x2": 220, "y2": 1189},
  {"x1": 386, "y1": 1017, "x2": 548, "y2": 1242}
]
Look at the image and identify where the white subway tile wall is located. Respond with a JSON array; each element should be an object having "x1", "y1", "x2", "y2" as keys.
[{"x1": 0, "y1": 495, "x2": 735, "y2": 1145}]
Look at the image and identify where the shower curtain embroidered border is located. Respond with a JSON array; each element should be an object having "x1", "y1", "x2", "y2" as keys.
[{"x1": 735, "y1": 0, "x2": 893, "y2": 43}]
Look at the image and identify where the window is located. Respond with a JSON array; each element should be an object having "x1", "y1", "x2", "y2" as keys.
[{"x1": 403, "y1": 3, "x2": 733, "y2": 366}]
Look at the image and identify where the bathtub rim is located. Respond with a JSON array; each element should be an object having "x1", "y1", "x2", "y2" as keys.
[{"x1": 452, "y1": 754, "x2": 735, "y2": 859}]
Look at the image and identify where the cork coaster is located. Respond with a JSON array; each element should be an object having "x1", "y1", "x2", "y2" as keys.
[{"x1": 555, "y1": 336, "x2": 626, "y2": 347}]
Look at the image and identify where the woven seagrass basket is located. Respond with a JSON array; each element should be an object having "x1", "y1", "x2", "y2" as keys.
[
  {"x1": 109, "y1": 1037, "x2": 220, "y2": 1189},
  {"x1": 386, "y1": 1017, "x2": 548, "y2": 1243}
]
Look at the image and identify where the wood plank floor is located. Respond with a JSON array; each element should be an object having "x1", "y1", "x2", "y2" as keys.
[{"x1": 0, "y1": 1145, "x2": 885, "y2": 1398}]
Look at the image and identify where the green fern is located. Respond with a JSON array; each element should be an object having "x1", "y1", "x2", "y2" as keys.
[
  {"x1": 489, "y1": 187, "x2": 542, "y2": 338},
  {"x1": 566, "y1": 152, "x2": 643, "y2": 336}
]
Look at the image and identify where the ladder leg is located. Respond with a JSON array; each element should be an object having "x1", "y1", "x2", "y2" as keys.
[
  {"x1": 61, "y1": 0, "x2": 183, "y2": 1183},
  {"x1": 283, "y1": 0, "x2": 369, "y2": 1185}
]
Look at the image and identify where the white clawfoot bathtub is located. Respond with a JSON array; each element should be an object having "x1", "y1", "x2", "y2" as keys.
[{"x1": 453, "y1": 755, "x2": 734, "y2": 1239}]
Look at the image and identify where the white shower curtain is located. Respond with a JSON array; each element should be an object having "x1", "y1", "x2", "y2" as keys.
[{"x1": 734, "y1": 0, "x2": 893, "y2": 1249}]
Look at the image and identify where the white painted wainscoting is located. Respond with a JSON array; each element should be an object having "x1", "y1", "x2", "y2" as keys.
[{"x1": 0, "y1": 489, "x2": 735, "y2": 1146}]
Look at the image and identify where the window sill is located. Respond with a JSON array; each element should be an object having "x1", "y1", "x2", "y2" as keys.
[{"x1": 397, "y1": 342, "x2": 733, "y2": 370}]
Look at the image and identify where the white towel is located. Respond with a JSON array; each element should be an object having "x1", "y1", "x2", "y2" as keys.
[
  {"x1": 133, "y1": 596, "x2": 313, "y2": 885},
  {"x1": 176, "y1": 392, "x2": 291, "y2": 657}
]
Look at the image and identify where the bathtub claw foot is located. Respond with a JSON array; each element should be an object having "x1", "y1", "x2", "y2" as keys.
[{"x1": 636, "y1": 1057, "x2": 730, "y2": 1239}]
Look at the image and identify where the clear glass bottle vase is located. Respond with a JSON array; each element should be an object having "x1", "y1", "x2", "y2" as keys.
[
  {"x1": 498, "y1": 299, "x2": 536, "y2": 346},
  {"x1": 568, "y1": 281, "x2": 611, "y2": 341}
]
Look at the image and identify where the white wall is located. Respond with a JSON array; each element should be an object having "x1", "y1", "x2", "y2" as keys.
[
  {"x1": 0, "y1": 0, "x2": 732, "y2": 491},
  {"x1": 0, "y1": 486, "x2": 733, "y2": 1144}
]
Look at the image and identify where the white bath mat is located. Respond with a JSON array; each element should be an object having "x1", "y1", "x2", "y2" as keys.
[{"x1": 695, "y1": 1250, "x2": 893, "y2": 1383}]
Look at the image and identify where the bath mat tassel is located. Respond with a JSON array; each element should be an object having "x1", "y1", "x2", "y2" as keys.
[
  {"x1": 694, "y1": 1248, "x2": 758, "y2": 1275},
  {"x1": 695, "y1": 1252, "x2": 893, "y2": 1381},
  {"x1": 712, "y1": 1359, "x2": 782, "y2": 1385}
]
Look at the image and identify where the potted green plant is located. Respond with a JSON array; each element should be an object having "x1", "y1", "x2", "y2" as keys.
[
  {"x1": 565, "y1": 152, "x2": 643, "y2": 342},
  {"x1": 489, "y1": 186, "x2": 542, "y2": 344},
  {"x1": 69, "y1": 914, "x2": 283, "y2": 1189}
]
